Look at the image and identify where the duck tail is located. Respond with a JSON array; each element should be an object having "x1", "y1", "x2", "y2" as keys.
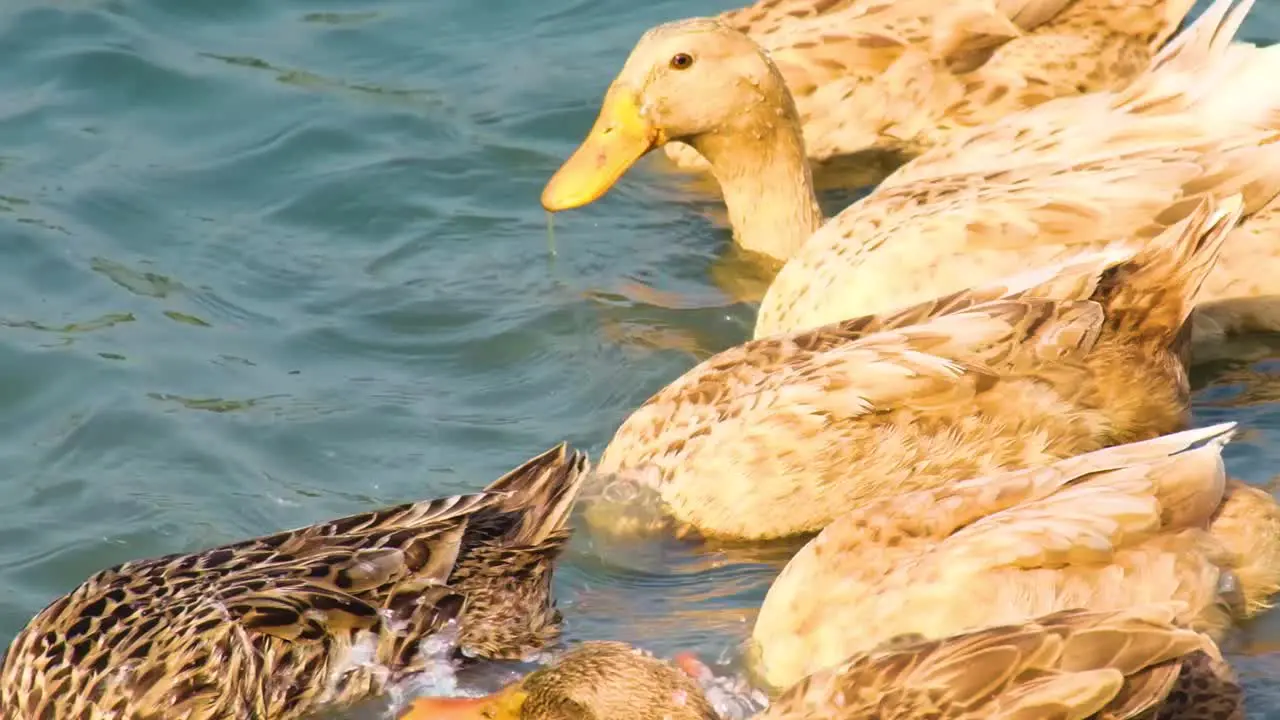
[
  {"x1": 1003, "y1": 243, "x2": 1139, "y2": 301},
  {"x1": 1147, "y1": 0, "x2": 1252, "y2": 75},
  {"x1": 1152, "y1": 0, "x2": 1203, "y2": 49},
  {"x1": 928, "y1": 2, "x2": 1022, "y2": 67},
  {"x1": 1124, "y1": 0, "x2": 1280, "y2": 132},
  {"x1": 482, "y1": 443, "x2": 591, "y2": 545},
  {"x1": 1092, "y1": 193, "x2": 1243, "y2": 345},
  {"x1": 1074, "y1": 423, "x2": 1237, "y2": 471}
]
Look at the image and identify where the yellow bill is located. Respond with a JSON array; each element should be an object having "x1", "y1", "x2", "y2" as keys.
[
  {"x1": 541, "y1": 90, "x2": 661, "y2": 212},
  {"x1": 400, "y1": 685, "x2": 529, "y2": 720}
]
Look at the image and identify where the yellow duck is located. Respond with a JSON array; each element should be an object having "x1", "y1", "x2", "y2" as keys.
[
  {"x1": 401, "y1": 604, "x2": 1242, "y2": 720},
  {"x1": 748, "y1": 422, "x2": 1280, "y2": 690},
  {"x1": 587, "y1": 195, "x2": 1236, "y2": 541},
  {"x1": 661, "y1": 0, "x2": 1196, "y2": 176},
  {"x1": 0, "y1": 445, "x2": 588, "y2": 720},
  {"x1": 542, "y1": 0, "x2": 1280, "y2": 345}
]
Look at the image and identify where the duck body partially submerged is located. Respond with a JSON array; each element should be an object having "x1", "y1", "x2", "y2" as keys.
[{"x1": 0, "y1": 445, "x2": 589, "y2": 720}]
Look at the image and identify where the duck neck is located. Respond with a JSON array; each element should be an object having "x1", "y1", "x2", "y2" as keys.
[{"x1": 689, "y1": 118, "x2": 823, "y2": 263}]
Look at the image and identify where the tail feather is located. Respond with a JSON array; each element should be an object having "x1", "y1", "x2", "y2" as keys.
[
  {"x1": 992, "y1": 0, "x2": 1074, "y2": 32},
  {"x1": 928, "y1": 2, "x2": 1023, "y2": 66},
  {"x1": 1093, "y1": 194, "x2": 1243, "y2": 343},
  {"x1": 1008, "y1": 243, "x2": 1140, "y2": 301},
  {"x1": 1149, "y1": 0, "x2": 1253, "y2": 73},
  {"x1": 1122, "y1": 0, "x2": 1280, "y2": 134},
  {"x1": 831, "y1": 244, "x2": 1136, "y2": 338},
  {"x1": 482, "y1": 443, "x2": 591, "y2": 545},
  {"x1": 1152, "y1": 0, "x2": 1202, "y2": 48},
  {"x1": 1062, "y1": 422, "x2": 1237, "y2": 474}
]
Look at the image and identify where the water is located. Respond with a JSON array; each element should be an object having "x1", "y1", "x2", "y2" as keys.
[{"x1": 1, "y1": 0, "x2": 1279, "y2": 716}]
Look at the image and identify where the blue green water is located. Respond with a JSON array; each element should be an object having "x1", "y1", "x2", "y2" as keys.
[{"x1": 2, "y1": 0, "x2": 1280, "y2": 715}]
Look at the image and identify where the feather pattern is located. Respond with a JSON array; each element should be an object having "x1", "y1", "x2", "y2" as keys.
[
  {"x1": 660, "y1": 0, "x2": 1193, "y2": 172},
  {"x1": 760, "y1": 604, "x2": 1242, "y2": 720},
  {"x1": 397, "y1": 606, "x2": 1241, "y2": 720},
  {"x1": 545, "y1": 0, "x2": 1276, "y2": 345},
  {"x1": 0, "y1": 445, "x2": 590, "y2": 720},
  {"x1": 756, "y1": 0, "x2": 1280, "y2": 343},
  {"x1": 747, "y1": 425, "x2": 1263, "y2": 691},
  {"x1": 594, "y1": 195, "x2": 1242, "y2": 541}
]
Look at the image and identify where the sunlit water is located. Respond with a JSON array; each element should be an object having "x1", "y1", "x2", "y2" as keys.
[{"x1": 2, "y1": 0, "x2": 1280, "y2": 716}]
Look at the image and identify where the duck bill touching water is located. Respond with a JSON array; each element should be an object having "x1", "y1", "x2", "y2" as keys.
[
  {"x1": 543, "y1": 0, "x2": 1280, "y2": 347},
  {"x1": 399, "y1": 604, "x2": 1243, "y2": 720},
  {"x1": 0, "y1": 445, "x2": 589, "y2": 720}
]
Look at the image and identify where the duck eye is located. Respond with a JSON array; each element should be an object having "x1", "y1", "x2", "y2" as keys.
[{"x1": 669, "y1": 53, "x2": 694, "y2": 70}]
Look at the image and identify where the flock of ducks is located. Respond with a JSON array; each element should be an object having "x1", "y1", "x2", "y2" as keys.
[{"x1": 3, "y1": 0, "x2": 1280, "y2": 718}]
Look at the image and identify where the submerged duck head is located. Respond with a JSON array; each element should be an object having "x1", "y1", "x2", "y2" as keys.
[{"x1": 402, "y1": 641, "x2": 718, "y2": 720}]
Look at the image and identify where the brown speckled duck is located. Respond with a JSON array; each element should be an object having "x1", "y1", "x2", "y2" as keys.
[
  {"x1": 585, "y1": 195, "x2": 1238, "y2": 541},
  {"x1": 401, "y1": 604, "x2": 1242, "y2": 720},
  {"x1": 0, "y1": 444, "x2": 588, "y2": 720}
]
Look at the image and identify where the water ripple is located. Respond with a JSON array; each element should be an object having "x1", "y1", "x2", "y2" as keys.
[{"x1": 2, "y1": 0, "x2": 1280, "y2": 715}]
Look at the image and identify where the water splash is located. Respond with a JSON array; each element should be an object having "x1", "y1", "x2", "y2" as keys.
[
  {"x1": 699, "y1": 671, "x2": 768, "y2": 720},
  {"x1": 678, "y1": 651, "x2": 769, "y2": 720},
  {"x1": 395, "y1": 621, "x2": 467, "y2": 699},
  {"x1": 320, "y1": 631, "x2": 391, "y2": 707}
]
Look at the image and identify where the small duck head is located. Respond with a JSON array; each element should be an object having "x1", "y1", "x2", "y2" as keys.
[{"x1": 402, "y1": 641, "x2": 720, "y2": 720}]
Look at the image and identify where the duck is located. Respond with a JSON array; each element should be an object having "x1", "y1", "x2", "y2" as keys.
[
  {"x1": 0, "y1": 444, "x2": 589, "y2": 720},
  {"x1": 399, "y1": 603, "x2": 1242, "y2": 720},
  {"x1": 748, "y1": 421, "x2": 1280, "y2": 690},
  {"x1": 541, "y1": 0, "x2": 1280, "y2": 346},
  {"x1": 584, "y1": 194, "x2": 1237, "y2": 541},
  {"x1": 658, "y1": 0, "x2": 1196, "y2": 178}
]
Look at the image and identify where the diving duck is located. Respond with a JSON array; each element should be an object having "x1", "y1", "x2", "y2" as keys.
[
  {"x1": 400, "y1": 603, "x2": 1242, "y2": 719},
  {"x1": 660, "y1": 0, "x2": 1195, "y2": 176},
  {"x1": 542, "y1": 0, "x2": 1280, "y2": 345},
  {"x1": 0, "y1": 444, "x2": 588, "y2": 720},
  {"x1": 586, "y1": 195, "x2": 1238, "y2": 540}
]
